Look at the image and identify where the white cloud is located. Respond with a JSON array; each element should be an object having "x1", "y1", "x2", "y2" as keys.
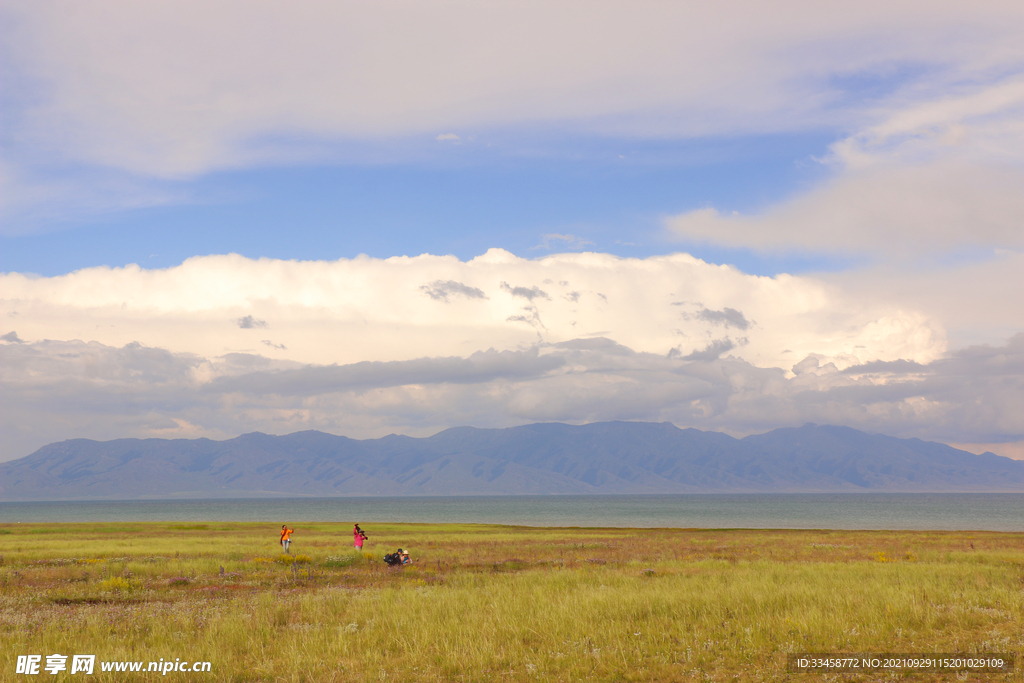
[
  {"x1": 830, "y1": 78, "x2": 1024, "y2": 170},
  {"x1": 3, "y1": 1, "x2": 1023, "y2": 180},
  {"x1": 533, "y1": 234, "x2": 595, "y2": 251},
  {"x1": 667, "y1": 75, "x2": 1024, "y2": 256},
  {"x1": 0, "y1": 159, "x2": 187, "y2": 235},
  {"x1": 822, "y1": 249, "x2": 1024, "y2": 350},
  {"x1": 668, "y1": 163, "x2": 1024, "y2": 255},
  {"x1": 0, "y1": 250, "x2": 947, "y2": 373}
]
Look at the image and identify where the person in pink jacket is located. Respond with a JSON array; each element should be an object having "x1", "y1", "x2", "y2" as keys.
[{"x1": 353, "y1": 523, "x2": 368, "y2": 550}]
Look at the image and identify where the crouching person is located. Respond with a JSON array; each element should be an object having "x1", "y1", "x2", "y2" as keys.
[{"x1": 384, "y1": 548, "x2": 411, "y2": 566}]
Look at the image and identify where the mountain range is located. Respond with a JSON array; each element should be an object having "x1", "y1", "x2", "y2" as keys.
[{"x1": 2, "y1": 422, "x2": 1023, "y2": 500}]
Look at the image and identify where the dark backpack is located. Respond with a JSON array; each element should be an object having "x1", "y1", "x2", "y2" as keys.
[{"x1": 383, "y1": 552, "x2": 402, "y2": 566}]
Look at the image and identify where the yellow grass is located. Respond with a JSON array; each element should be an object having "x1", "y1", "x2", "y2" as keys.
[{"x1": 0, "y1": 522, "x2": 1022, "y2": 681}]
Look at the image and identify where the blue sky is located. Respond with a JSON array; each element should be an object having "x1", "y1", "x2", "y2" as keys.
[
  {"x1": 3, "y1": 131, "x2": 840, "y2": 276},
  {"x1": 2, "y1": 1, "x2": 1024, "y2": 462}
]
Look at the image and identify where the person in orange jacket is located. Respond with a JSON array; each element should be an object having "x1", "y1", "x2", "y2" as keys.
[{"x1": 280, "y1": 524, "x2": 294, "y2": 554}]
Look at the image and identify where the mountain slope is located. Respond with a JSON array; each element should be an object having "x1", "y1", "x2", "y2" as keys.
[{"x1": 1, "y1": 422, "x2": 1022, "y2": 500}]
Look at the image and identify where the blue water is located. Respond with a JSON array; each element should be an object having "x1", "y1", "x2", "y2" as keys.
[{"x1": 2, "y1": 494, "x2": 1024, "y2": 530}]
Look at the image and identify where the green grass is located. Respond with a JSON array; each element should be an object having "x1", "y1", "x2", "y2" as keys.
[{"x1": 0, "y1": 523, "x2": 1022, "y2": 681}]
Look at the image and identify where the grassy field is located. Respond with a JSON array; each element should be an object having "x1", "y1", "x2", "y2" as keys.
[{"x1": 1, "y1": 522, "x2": 1023, "y2": 682}]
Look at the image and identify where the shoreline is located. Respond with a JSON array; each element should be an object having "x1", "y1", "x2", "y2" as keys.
[{"x1": 3, "y1": 492, "x2": 1024, "y2": 531}]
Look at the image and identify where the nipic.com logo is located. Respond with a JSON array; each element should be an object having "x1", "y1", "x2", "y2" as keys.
[{"x1": 15, "y1": 654, "x2": 212, "y2": 675}]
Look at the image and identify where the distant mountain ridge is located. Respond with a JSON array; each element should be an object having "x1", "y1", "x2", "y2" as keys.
[{"x1": 2, "y1": 422, "x2": 1023, "y2": 500}]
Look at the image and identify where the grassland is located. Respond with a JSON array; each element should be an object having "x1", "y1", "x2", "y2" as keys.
[{"x1": 1, "y1": 522, "x2": 1023, "y2": 682}]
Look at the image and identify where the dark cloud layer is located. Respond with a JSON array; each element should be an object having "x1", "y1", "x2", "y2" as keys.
[
  {"x1": 681, "y1": 338, "x2": 735, "y2": 361},
  {"x1": 500, "y1": 282, "x2": 550, "y2": 301},
  {"x1": 207, "y1": 347, "x2": 565, "y2": 396},
  {"x1": 419, "y1": 280, "x2": 487, "y2": 303},
  {"x1": 696, "y1": 307, "x2": 751, "y2": 330},
  {"x1": 237, "y1": 316, "x2": 268, "y2": 329},
  {"x1": 3, "y1": 334, "x2": 1023, "y2": 462}
]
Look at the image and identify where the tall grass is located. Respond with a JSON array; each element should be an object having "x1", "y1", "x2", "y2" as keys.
[{"x1": 0, "y1": 523, "x2": 1022, "y2": 681}]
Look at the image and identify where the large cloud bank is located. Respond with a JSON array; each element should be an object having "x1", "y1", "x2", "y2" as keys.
[
  {"x1": 2, "y1": 250, "x2": 944, "y2": 371},
  {"x1": 8, "y1": 249, "x2": 1019, "y2": 462}
]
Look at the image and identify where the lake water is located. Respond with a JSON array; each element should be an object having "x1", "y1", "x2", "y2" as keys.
[{"x1": 2, "y1": 494, "x2": 1024, "y2": 530}]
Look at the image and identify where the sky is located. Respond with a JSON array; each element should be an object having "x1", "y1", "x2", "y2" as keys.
[{"x1": 2, "y1": 0, "x2": 1024, "y2": 462}]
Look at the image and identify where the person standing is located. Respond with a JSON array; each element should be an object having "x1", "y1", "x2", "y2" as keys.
[
  {"x1": 353, "y1": 523, "x2": 368, "y2": 551},
  {"x1": 280, "y1": 524, "x2": 294, "y2": 554}
]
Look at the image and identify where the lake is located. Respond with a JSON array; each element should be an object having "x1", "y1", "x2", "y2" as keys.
[{"x1": 2, "y1": 493, "x2": 1024, "y2": 530}]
